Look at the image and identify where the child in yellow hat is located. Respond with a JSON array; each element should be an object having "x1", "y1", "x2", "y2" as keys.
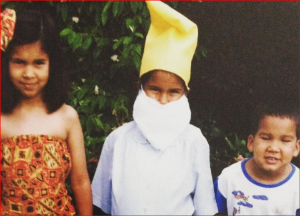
[{"x1": 92, "y1": 1, "x2": 218, "y2": 215}]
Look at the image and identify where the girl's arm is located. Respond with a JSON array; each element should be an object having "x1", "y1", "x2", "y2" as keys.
[{"x1": 66, "y1": 105, "x2": 93, "y2": 215}]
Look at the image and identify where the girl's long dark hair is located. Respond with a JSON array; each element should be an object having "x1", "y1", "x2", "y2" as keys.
[{"x1": 1, "y1": 9, "x2": 68, "y2": 114}]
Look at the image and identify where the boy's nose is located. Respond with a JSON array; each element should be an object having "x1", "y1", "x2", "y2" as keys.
[
  {"x1": 158, "y1": 93, "x2": 168, "y2": 105},
  {"x1": 267, "y1": 141, "x2": 280, "y2": 152}
]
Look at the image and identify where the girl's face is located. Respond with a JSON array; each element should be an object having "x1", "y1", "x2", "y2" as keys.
[
  {"x1": 143, "y1": 70, "x2": 185, "y2": 104},
  {"x1": 9, "y1": 40, "x2": 49, "y2": 100}
]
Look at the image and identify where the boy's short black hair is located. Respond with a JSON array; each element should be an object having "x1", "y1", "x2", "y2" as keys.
[
  {"x1": 249, "y1": 93, "x2": 299, "y2": 139},
  {"x1": 1, "y1": 9, "x2": 68, "y2": 114}
]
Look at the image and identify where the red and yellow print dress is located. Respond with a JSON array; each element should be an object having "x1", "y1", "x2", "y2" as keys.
[{"x1": 1, "y1": 135, "x2": 76, "y2": 215}]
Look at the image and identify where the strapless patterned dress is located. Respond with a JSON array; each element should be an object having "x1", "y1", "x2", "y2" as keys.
[{"x1": 1, "y1": 135, "x2": 75, "y2": 215}]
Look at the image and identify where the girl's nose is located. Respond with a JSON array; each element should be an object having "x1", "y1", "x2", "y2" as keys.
[{"x1": 23, "y1": 66, "x2": 35, "y2": 78}]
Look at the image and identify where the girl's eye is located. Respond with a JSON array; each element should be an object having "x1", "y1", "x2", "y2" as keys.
[
  {"x1": 261, "y1": 137, "x2": 270, "y2": 140},
  {"x1": 11, "y1": 59, "x2": 25, "y2": 65},
  {"x1": 34, "y1": 60, "x2": 46, "y2": 65}
]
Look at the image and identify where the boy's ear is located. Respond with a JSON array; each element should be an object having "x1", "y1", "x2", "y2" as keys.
[
  {"x1": 247, "y1": 135, "x2": 255, "y2": 152},
  {"x1": 293, "y1": 139, "x2": 300, "y2": 157}
]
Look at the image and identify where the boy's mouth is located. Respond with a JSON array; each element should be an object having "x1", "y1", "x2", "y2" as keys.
[{"x1": 265, "y1": 157, "x2": 279, "y2": 164}]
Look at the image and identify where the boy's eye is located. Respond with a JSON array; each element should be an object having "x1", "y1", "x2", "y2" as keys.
[
  {"x1": 261, "y1": 137, "x2": 270, "y2": 140},
  {"x1": 150, "y1": 87, "x2": 160, "y2": 92},
  {"x1": 170, "y1": 90, "x2": 180, "y2": 94},
  {"x1": 282, "y1": 140, "x2": 291, "y2": 143}
]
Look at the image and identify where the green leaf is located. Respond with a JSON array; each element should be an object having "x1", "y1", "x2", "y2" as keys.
[
  {"x1": 225, "y1": 137, "x2": 235, "y2": 150},
  {"x1": 103, "y1": 1, "x2": 112, "y2": 13},
  {"x1": 82, "y1": 37, "x2": 93, "y2": 50},
  {"x1": 72, "y1": 34, "x2": 83, "y2": 50},
  {"x1": 60, "y1": 28, "x2": 72, "y2": 36},
  {"x1": 98, "y1": 96, "x2": 107, "y2": 110},
  {"x1": 125, "y1": 18, "x2": 133, "y2": 29},
  {"x1": 94, "y1": 117, "x2": 104, "y2": 130},
  {"x1": 86, "y1": 117, "x2": 93, "y2": 134},
  {"x1": 134, "y1": 32, "x2": 144, "y2": 39},
  {"x1": 102, "y1": 1, "x2": 112, "y2": 25},
  {"x1": 132, "y1": 44, "x2": 142, "y2": 55},
  {"x1": 72, "y1": 98, "x2": 78, "y2": 106},
  {"x1": 77, "y1": 88, "x2": 88, "y2": 100},
  {"x1": 130, "y1": 1, "x2": 138, "y2": 13},
  {"x1": 123, "y1": 37, "x2": 133, "y2": 45},
  {"x1": 67, "y1": 31, "x2": 77, "y2": 45},
  {"x1": 113, "y1": 39, "x2": 123, "y2": 50},
  {"x1": 95, "y1": 37, "x2": 110, "y2": 47},
  {"x1": 95, "y1": 10, "x2": 102, "y2": 26},
  {"x1": 133, "y1": 54, "x2": 141, "y2": 71},
  {"x1": 112, "y1": 1, "x2": 120, "y2": 17},
  {"x1": 61, "y1": 4, "x2": 68, "y2": 22},
  {"x1": 102, "y1": 12, "x2": 108, "y2": 26}
]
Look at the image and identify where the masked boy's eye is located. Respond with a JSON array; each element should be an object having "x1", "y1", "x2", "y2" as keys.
[
  {"x1": 149, "y1": 87, "x2": 160, "y2": 92},
  {"x1": 170, "y1": 90, "x2": 180, "y2": 94}
]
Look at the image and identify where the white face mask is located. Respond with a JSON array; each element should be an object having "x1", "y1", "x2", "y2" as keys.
[{"x1": 133, "y1": 88, "x2": 191, "y2": 151}]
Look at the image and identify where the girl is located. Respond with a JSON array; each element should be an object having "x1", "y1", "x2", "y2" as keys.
[
  {"x1": 92, "y1": 1, "x2": 218, "y2": 215},
  {"x1": 1, "y1": 8, "x2": 92, "y2": 215}
]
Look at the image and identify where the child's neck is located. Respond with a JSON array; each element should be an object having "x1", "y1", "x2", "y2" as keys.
[
  {"x1": 245, "y1": 158, "x2": 293, "y2": 185},
  {"x1": 14, "y1": 96, "x2": 47, "y2": 114}
]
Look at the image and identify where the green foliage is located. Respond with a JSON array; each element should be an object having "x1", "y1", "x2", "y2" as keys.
[
  {"x1": 53, "y1": 1, "x2": 150, "y2": 179},
  {"x1": 2, "y1": 1, "x2": 255, "y2": 181},
  {"x1": 192, "y1": 115, "x2": 250, "y2": 180},
  {"x1": 225, "y1": 134, "x2": 252, "y2": 159}
]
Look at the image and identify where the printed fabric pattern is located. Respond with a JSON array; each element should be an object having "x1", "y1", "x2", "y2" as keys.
[{"x1": 1, "y1": 135, "x2": 75, "y2": 215}]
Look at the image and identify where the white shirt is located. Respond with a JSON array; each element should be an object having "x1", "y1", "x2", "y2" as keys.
[
  {"x1": 92, "y1": 121, "x2": 217, "y2": 215},
  {"x1": 214, "y1": 159, "x2": 300, "y2": 215}
]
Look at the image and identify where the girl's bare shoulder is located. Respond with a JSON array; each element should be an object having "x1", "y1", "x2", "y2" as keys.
[{"x1": 56, "y1": 104, "x2": 80, "y2": 123}]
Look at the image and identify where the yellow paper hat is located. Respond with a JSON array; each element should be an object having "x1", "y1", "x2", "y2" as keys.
[{"x1": 140, "y1": 1, "x2": 198, "y2": 88}]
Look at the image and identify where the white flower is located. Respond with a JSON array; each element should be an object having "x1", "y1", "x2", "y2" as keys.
[
  {"x1": 72, "y1": 17, "x2": 79, "y2": 23},
  {"x1": 94, "y1": 85, "x2": 99, "y2": 95},
  {"x1": 110, "y1": 55, "x2": 119, "y2": 62},
  {"x1": 113, "y1": 39, "x2": 118, "y2": 42},
  {"x1": 81, "y1": 78, "x2": 85, "y2": 83},
  {"x1": 129, "y1": 25, "x2": 134, "y2": 32}
]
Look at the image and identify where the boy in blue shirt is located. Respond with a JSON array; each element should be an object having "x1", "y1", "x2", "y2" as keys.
[{"x1": 214, "y1": 95, "x2": 299, "y2": 215}]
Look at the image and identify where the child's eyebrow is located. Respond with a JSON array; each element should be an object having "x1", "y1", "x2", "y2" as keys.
[
  {"x1": 147, "y1": 85, "x2": 161, "y2": 89},
  {"x1": 34, "y1": 59, "x2": 48, "y2": 62},
  {"x1": 281, "y1": 135, "x2": 296, "y2": 139},
  {"x1": 257, "y1": 132, "x2": 271, "y2": 136},
  {"x1": 11, "y1": 57, "x2": 48, "y2": 61}
]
